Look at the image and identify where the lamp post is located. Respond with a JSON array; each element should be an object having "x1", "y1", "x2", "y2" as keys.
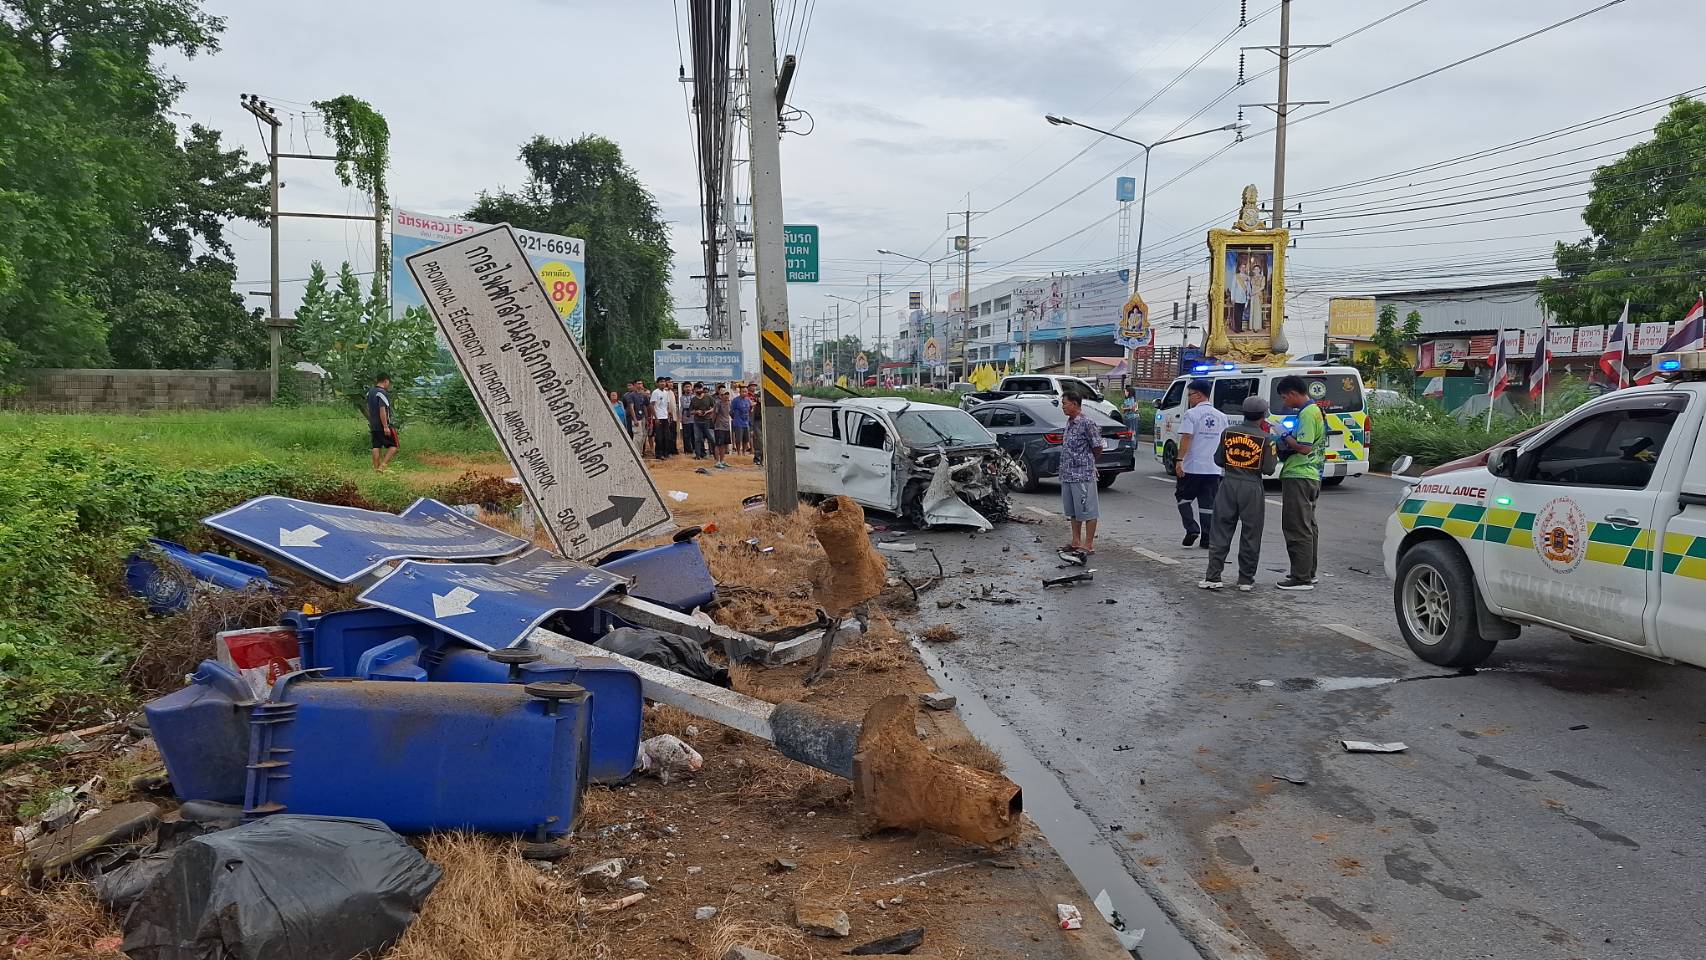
[
  {"x1": 826, "y1": 293, "x2": 861, "y2": 383},
  {"x1": 1043, "y1": 116, "x2": 1246, "y2": 302},
  {"x1": 877, "y1": 249, "x2": 956, "y2": 385}
]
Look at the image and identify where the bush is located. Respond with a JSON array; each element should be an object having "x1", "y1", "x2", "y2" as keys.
[
  {"x1": 0, "y1": 436, "x2": 372, "y2": 739},
  {"x1": 416, "y1": 369, "x2": 484, "y2": 427},
  {"x1": 1370, "y1": 381, "x2": 1591, "y2": 471}
]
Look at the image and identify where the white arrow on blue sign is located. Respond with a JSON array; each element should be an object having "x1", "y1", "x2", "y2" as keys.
[
  {"x1": 202, "y1": 496, "x2": 531, "y2": 585},
  {"x1": 356, "y1": 549, "x2": 628, "y2": 650}
]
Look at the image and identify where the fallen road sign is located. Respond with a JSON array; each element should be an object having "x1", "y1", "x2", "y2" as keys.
[
  {"x1": 203, "y1": 496, "x2": 529, "y2": 585},
  {"x1": 357, "y1": 549, "x2": 628, "y2": 650},
  {"x1": 405, "y1": 224, "x2": 672, "y2": 560}
]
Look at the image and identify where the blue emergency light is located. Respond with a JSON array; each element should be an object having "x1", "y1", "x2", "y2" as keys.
[
  {"x1": 1659, "y1": 357, "x2": 1683, "y2": 371},
  {"x1": 1281, "y1": 417, "x2": 1298, "y2": 431},
  {"x1": 1190, "y1": 362, "x2": 1240, "y2": 374}
]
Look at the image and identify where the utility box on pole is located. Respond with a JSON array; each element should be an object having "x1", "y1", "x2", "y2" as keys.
[{"x1": 745, "y1": 0, "x2": 798, "y2": 512}]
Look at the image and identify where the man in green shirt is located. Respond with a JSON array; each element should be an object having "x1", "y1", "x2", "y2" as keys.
[{"x1": 1274, "y1": 375, "x2": 1325, "y2": 591}]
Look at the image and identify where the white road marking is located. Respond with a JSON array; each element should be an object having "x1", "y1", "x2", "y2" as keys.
[
  {"x1": 1024, "y1": 505, "x2": 1055, "y2": 520},
  {"x1": 1132, "y1": 547, "x2": 1180, "y2": 566},
  {"x1": 1322, "y1": 622, "x2": 1415, "y2": 661},
  {"x1": 1265, "y1": 498, "x2": 1281, "y2": 507},
  {"x1": 1148, "y1": 475, "x2": 1174, "y2": 484}
]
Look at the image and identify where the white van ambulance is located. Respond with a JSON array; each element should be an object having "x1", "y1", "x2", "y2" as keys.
[
  {"x1": 1153, "y1": 363, "x2": 1371, "y2": 485},
  {"x1": 1384, "y1": 350, "x2": 1706, "y2": 669}
]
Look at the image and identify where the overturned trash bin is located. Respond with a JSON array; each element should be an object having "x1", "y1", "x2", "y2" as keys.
[
  {"x1": 121, "y1": 814, "x2": 440, "y2": 960},
  {"x1": 246, "y1": 672, "x2": 590, "y2": 838},
  {"x1": 125, "y1": 538, "x2": 278, "y2": 615},
  {"x1": 144, "y1": 660, "x2": 258, "y2": 805},
  {"x1": 287, "y1": 608, "x2": 642, "y2": 783}
]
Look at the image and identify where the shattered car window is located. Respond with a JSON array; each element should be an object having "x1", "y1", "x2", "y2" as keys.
[{"x1": 894, "y1": 409, "x2": 994, "y2": 448}]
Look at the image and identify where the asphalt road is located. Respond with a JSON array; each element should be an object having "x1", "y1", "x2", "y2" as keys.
[{"x1": 895, "y1": 458, "x2": 1706, "y2": 960}]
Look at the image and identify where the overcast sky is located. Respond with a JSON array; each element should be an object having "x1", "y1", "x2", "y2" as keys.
[{"x1": 171, "y1": 0, "x2": 1700, "y2": 358}]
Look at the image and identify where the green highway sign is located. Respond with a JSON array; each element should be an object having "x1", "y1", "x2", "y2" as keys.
[{"x1": 784, "y1": 224, "x2": 818, "y2": 283}]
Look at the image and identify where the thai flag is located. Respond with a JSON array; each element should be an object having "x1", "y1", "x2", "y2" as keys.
[
  {"x1": 1633, "y1": 296, "x2": 1705, "y2": 385},
  {"x1": 1599, "y1": 301, "x2": 1630, "y2": 389},
  {"x1": 1488, "y1": 330, "x2": 1510, "y2": 401},
  {"x1": 1528, "y1": 325, "x2": 1552, "y2": 396}
]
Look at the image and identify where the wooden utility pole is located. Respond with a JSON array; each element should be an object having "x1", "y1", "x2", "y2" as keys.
[{"x1": 745, "y1": 0, "x2": 798, "y2": 511}]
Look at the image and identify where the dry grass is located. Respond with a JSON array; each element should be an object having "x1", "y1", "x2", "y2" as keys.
[
  {"x1": 704, "y1": 917, "x2": 815, "y2": 960},
  {"x1": 696, "y1": 510, "x2": 828, "y2": 631},
  {"x1": 387, "y1": 834, "x2": 604, "y2": 960},
  {"x1": 0, "y1": 879, "x2": 121, "y2": 960},
  {"x1": 935, "y1": 739, "x2": 1006, "y2": 776},
  {"x1": 643, "y1": 704, "x2": 700, "y2": 740},
  {"x1": 918, "y1": 624, "x2": 961, "y2": 645},
  {"x1": 726, "y1": 748, "x2": 851, "y2": 811}
]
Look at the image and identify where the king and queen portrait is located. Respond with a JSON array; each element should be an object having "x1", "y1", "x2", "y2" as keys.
[{"x1": 1223, "y1": 246, "x2": 1273, "y2": 335}]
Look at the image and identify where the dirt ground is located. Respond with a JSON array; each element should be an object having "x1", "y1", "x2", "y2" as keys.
[{"x1": 0, "y1": 461, "x2": 1132, "y2": 960}]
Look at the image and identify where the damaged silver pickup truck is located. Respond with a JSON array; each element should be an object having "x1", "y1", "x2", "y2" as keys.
[{"x1": 793, "y1": 397, "x2": 1022, "y2": 529}]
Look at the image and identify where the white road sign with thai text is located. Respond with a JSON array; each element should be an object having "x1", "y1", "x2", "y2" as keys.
[{"x1": 405, "y1": 224, "x2": 671, "y2": 559}]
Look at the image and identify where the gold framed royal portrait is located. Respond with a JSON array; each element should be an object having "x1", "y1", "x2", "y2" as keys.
[{"x1": 1206, "y1": 186, "x2": 1288, "y2": 360}]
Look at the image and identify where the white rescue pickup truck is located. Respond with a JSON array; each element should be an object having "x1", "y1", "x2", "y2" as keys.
[{"x1": 1384, "y1": 350, "x2": 1706, "y2": 668}]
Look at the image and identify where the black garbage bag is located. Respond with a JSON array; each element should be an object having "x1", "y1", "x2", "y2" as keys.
[
  {"x1": 596, "y1": 626, "x2": 730, "y2": 687},
  {"x1": 121, "y1": 815, "x2": 441, "y2": 960}
]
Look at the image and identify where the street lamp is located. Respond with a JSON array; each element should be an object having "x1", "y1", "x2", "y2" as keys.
[
  {"x1": 877, "y1": 249, "x2": 958, "y2": 386},
  {"x1": 1043, "y1": 116, "x2": 1246, "y2": 305}
]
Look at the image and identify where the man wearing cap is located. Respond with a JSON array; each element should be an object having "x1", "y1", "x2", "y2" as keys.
[
  {"x1": 1200, "y1": 396, "x2": 1278, "y2": 591},
  {"x1": 1173, "y1": 379, "x2": 1227, "y2": 548}
]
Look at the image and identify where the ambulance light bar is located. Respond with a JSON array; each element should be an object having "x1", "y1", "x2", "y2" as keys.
[{"x1": 1654, "y1": 350, "x2": 1706, "y2": 378}]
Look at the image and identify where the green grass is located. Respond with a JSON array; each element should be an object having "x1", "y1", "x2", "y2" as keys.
[{"x1": 0, "y1": 404, "x2": 504, "y2": 496}]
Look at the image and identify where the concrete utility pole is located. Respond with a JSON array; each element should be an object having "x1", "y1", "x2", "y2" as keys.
[
  {"x1": 721, "y1": 66, "x2": 744, "y2": 351},
  {"x1": 242, "y1": 93, "x2": 387, "y2": 403},
  {"x1": 745, "y1": 0, "x2": 797, "y2": 511},
  {"x1": 950, "y1": 207, "x2": 982, "y2": 381},
  {"x1": 1241, "y1": 0, "x2": 1326, "y2": 356},
  {"x1": 241, "y1": 96, "x2": 284, "y2": 403}
]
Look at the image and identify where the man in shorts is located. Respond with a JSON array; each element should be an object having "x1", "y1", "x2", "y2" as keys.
[
  {"x1": 367, "y1": 372, "x2": 398, "y2": 472},
  {"x1": 729, "y1": 384, "x2": 752, "y2": 454},
  {"x1": 712, "y1": 384, "x2": 733, "y2": 468},
  {"x1": 1057, "y1": 392, "x2": 1105, "y2": 556}
]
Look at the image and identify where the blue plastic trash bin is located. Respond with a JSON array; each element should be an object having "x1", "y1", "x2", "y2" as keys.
[
  {"x1": 245, "y1": 673, "x2": 590, "y2": 837},
  {"x1": 126, "y1": 539, "x2": 275, "y2": 614},
  {"x1": 144, "y1": 660, "x2": 258, "y2": 803}
]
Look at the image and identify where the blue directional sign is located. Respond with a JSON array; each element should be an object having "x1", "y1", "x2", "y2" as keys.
[
  {"x1": 202, "y1": 496, "x2": 531, "y2": 585},
  {"x1": 356, "y1": 549, "x2": 628, "y2": 650}
]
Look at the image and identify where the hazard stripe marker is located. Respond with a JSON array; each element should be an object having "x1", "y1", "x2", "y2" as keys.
[{"x1": 760, "y1": 330, "x2": 794, "y2": 407}]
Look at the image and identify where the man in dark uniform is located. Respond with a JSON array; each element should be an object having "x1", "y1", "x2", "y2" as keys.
[{"x1": 367, "y1": 372, "x2": 397, "y2": 472}]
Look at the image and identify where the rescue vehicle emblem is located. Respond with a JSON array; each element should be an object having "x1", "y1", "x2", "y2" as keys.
[
  {"x1": 1222, "y1": 433, "x2": 1265, "y2": 470},
  {"x1": 1533, "y1": 496, "x2": 1588, "y2": 573},
  {"x1": 1306, "y1": 380, "x2": 1327, "y2": 399}
]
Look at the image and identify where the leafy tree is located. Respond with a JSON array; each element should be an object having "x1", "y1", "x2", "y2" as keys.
[
  {"x1": 291, "y1": 261, "x2": 435, "y2": 406},
  {"x1": 106, "y1": 124, "x2": 268, "y2": 368},
  {"x1": 1540, "y1": 97, "x2": 1706, "y2": 326},
  {"x1": 1353, "y1": 305, "x2": 1421, "y2": 388},
  {"x1": 466, "y1": 135, "x2": 676, "y2": 388},
  {"x1": 0, "y1": 0, "x2": 267, "y2": 379}
]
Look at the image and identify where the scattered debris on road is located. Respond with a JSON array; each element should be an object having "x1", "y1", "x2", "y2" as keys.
[
  {"x1": 919, "y1": 625, "x2": 961, "y2": 644},
  {"x1": 1056, "y1": 903, "x2": 1084, "y2": 930},
  {"x1": 848, "y1": 926, "x2": 926, "y2": 954},
  {"x1": 1093, "y1": 889, "x2": 1146, "y2": 951},
  {"x1": 1042, "y1": 571, "x2": 1094, "y2": 588},
  {"x1": 1341, "y1": 740, "x2": 1409, "y2": 753},
  {"x1": 919, "y1": 692, "x2": 958, "y2": 711}
]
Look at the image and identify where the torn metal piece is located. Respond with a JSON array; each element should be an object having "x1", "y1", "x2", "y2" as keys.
[
  {"x1": 920, "y1": 458, "x2": 993, "y2": 531},
  {"x1": 1341, "y1": 740, "x2": 1408, "y2": 753},
  {"x1": 1042, "y1": 571, "x2": 1095, "y2": 587}
]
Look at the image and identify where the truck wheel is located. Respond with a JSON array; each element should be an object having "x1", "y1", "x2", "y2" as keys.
[
  {"x1": 1394, "y1": 540, "x2": 1497, "y2": 668},
  {"x1": 1323, "y1": 476, "x2": 1345, "y2": 487},
  {"x1": 1096, "y1": 472, "x2": 1117, "y2": 489},
  {"x1": 1161, "y1": 442, "x2": 1178, "y2": 475}
]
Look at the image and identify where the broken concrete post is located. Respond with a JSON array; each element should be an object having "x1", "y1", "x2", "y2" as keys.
[
  {"x1": 527, "y1": 632, "x2": 1025, "y2": 846},
  {"x1": 804, "y1": 497, "x2": 887, "y2": 684},
  {"x1": 855, "y1": 695, "x2": 1023, "y2": 848},
  {"x1": 596, "y1": 593, "x2": 831, "y2": 667}
]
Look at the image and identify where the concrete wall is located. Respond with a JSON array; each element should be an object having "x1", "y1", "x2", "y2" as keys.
[{"x1": 3, "y1": 369, "x2": 271, "y2": 412}]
